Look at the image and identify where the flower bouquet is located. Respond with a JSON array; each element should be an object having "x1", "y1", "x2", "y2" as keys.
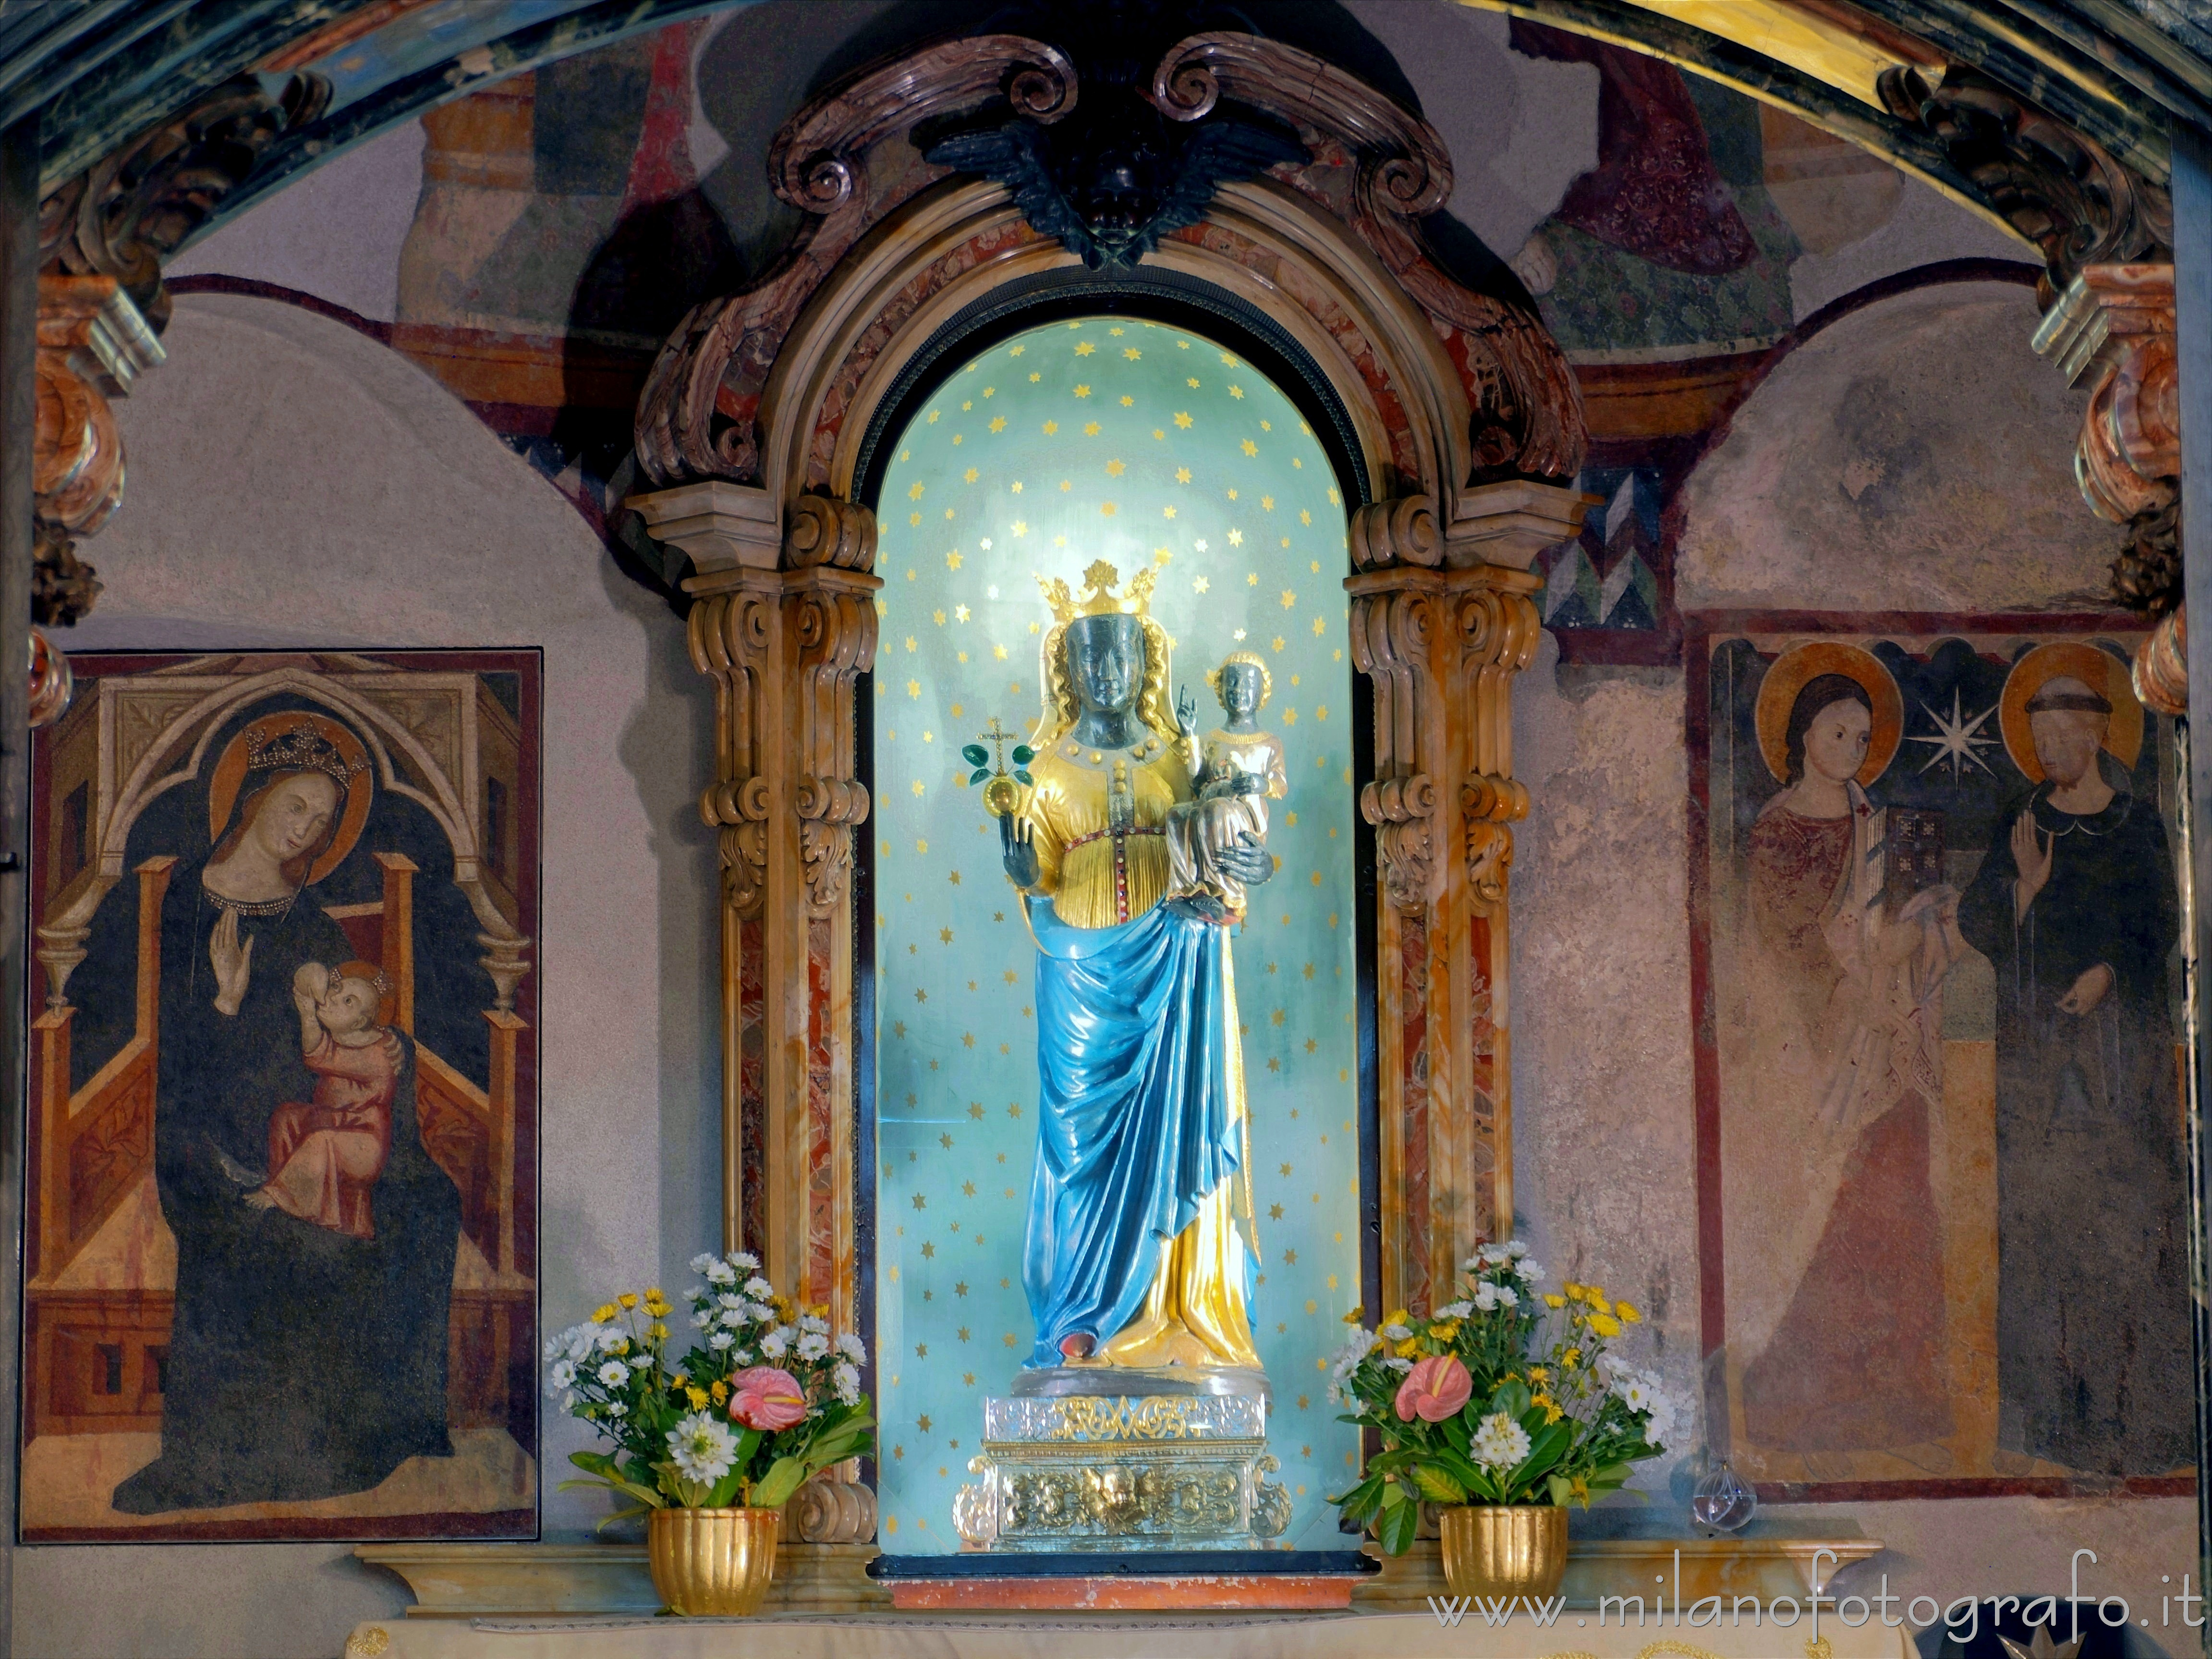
[
  {"x1": 545, "y1": 1249, "x2": 874, "y2": 1615},
  {"x1": 1326, "y1": 1240, "x2": 1672, "y2": 1590}
]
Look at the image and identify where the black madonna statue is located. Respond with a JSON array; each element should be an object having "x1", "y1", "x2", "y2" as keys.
[
  {"x1": 111, "y1": 714, "x2": 462, "y2": 1514},
  {"x1": 997, "y1": 561, "x2": 1275, "y2": 1374}
]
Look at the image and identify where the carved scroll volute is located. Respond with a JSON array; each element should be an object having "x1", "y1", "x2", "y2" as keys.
[
  {"x1": 786, "y1": 495, "x2": 878, "y2": 916},
  {"x1": 1461, "y1": 586, "x2": 1542, "y2": 914},
  {"x1": 1349, "y1": 495, "x2": 1440, "y2": 572},
  {"x1": 1350, "y1": 584, "x2": 1444, "y2": 914},
  {"x1": 636, "y1": 38, "x2": 1075, "y2": 490},
  {"x1": 769, "y1": 35, "x2": 1076, "y2": 212},
  {"x1": 690, "y1": 591, "x2": 775, "y2": 918}
]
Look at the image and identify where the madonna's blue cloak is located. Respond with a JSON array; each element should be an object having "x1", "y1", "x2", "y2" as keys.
[{"x1": 1021, "y1": 896, "x2": 1250, "y2": 1366}]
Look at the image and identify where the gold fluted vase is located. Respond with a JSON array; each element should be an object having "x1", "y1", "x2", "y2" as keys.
[
  {"x1": 647, "y1": 1506, "x2": 779, "y2": 1616},
  {"x1": 1437, "y1": 1504, "x2": 1568, "y2": 1599}
]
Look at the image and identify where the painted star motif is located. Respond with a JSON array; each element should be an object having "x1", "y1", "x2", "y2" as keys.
[{"x1": 1906, "y1": 687, "x2": 1999, "y2": 781}]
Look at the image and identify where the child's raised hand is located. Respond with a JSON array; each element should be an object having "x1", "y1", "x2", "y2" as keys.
[{"x1": 292, "y1": 961, "x2": 329, "y2": 1000}]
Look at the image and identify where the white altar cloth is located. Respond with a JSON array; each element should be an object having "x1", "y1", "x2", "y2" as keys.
[{"x1": 343, "y1": 1610, "x2": 1918, "y2": 1659}]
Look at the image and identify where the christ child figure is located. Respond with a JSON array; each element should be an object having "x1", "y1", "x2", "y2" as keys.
[
  {"x1": 243, "y1": 960, "x2": 402, "y2": 1240},
  {"x1": 1167, "y1": 650, "x2": 1288, "y2": 920}
]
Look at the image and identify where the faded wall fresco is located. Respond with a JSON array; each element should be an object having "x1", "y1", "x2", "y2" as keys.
[{"x1": 1692, "y1": 621, "x2": 2187, "y2": 1495}]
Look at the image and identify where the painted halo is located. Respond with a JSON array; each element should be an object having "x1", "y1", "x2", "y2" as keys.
[
  {"x1": 1753, "y1": 641, "x2": 1905, "y2": 786},
  {"x1": 1997, "y1": 641, "x2": 2144, "y2": 781},
  {"x1": 207, "y1": 710, "x2": 374, "y2": 885}
]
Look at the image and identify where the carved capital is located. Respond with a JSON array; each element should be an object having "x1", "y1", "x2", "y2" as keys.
[
  {"x1": 1349, "y1": 581, "x2": 1448, "y2": 913},
  {"x1": 690, "y1": 588, "x2": 778, "y2": 919},
  {"x1": 2032, "y1": 263, "x2": 2181, "y2": 615},
  {"x1": 788, "y1": 575, "x2": 879, "y2": 916},
  {"x1": 32, "y1": 273, "x2": 165, "y2": 626}
]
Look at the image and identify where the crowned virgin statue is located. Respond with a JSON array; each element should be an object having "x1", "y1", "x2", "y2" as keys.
[{"x1": 998, "y1": 561, "x2": 1276, "y2": 1373}]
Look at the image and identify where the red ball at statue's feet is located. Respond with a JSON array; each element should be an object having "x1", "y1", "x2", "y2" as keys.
[{"x1": 1059, "y1": 1332, "x2": 1095, "y2": 1361}]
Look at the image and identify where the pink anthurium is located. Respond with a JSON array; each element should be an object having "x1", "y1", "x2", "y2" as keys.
[
  {"x1": 727, "y1": 1366, "x2": 808, "y2": 1431},
  {"x1": 1394, "y1": 1354, "x2": 1474, "y2": 1423}
]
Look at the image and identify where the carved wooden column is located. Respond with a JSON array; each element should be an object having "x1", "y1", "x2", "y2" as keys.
[
  {"x1": 638, "y1": 482, "x2": 879, "y2": 1547},
  {"x1": 2032, "y1": 263, "x2": 2183, "y2": 709},
  {"x1": 1349, "y1": 481, "x2": 1585, "y2": 1317},
  {"x1": 642, "y1": 485, "x2": 879, "y2": 1324}
]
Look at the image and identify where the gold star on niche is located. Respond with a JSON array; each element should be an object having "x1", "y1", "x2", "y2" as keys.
[
  {"x1": 1123, "y1": 347, "x2": 1141, "y2": 359},
  {"x1": 1106, "y1": 459, "x2": 1125, "y2": 476},
  {"x1": 1041, "y1": 420, "x2": 1057, "y2": 434},
  {"x1": 1241, "y1": 439, "x2": 1259, "y2": 456},
  {"x1": 1073, "y1": 384, "x2": 1091, "y2": 399},
  {"x1": 1074, "y1": 341, "x2": 1095, "y2": 356},
  {"x1": 1174, "y1": 467, "x2": 1191, "y2": 484},
  {"x1": 1174, "y1": 412, "x2": 1193, "y2": 428}
]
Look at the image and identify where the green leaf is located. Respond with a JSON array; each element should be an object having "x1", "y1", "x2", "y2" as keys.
[
  {"x1": 1011, "y1": 745, "x2": 1035, "y2": 765},
  {"x1": 750, "y1": 1454, "x2": 811, "y2": 1512},
  {"x1": 1013, "y1": 769, "x2": 1034, "y2": 786},
  {"x1": 962, "y1": 744, "x2": 990, "y2": 767},
  {"x1": 1410, "y1": 1464, "x2": 1468, "y2": 1504},
  {"x1": 1378, "y1": 1479, "x2": 1407, "y2": 1507},
  {"x1": 1375, "y1": 1492, "x2": 1422, "y2": 1556},
  {"x1": 1490, "y1": 1380, "x2": 1531, "y2": 1418},
  {"x1": 706, "y1": 1469, "x2": 747, "y2": 1509},
  {"x1": 969, "y1": 767, "x2": 992, "y2": 785},
  {"x1": 1547, "y1": 1474, "x2": 1576, "y2": 1508}
]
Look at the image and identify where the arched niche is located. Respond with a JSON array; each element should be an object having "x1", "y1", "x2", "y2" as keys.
[{"x1": 624, "y1": 23, "x2": 1595, "y2": 1544}]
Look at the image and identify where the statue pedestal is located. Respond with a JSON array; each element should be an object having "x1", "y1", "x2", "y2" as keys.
[
  {"x1": 949, "y1": 1367, "x2": 1290, "y2": 1553},
  {"x1": 865, "y1": 1549, "x2": 1377, "y2": 1610}
]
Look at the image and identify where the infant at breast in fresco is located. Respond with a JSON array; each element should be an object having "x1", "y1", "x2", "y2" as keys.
[
  {"x1": 1167, "y1": 650, "x2": 1288, "y2": 920},
  {"x1": 219, "y1": 960, "x2": 403, "y2": 1240}
]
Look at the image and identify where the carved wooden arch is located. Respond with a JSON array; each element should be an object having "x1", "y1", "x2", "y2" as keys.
[{"x1": 625, "y1": 24, "x2": 1595, "y2": 1546}]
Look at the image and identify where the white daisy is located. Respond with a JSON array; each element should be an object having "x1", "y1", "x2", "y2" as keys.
[
  {"x1": 596, "y1": 1360, "x2": 631, "y2": 1388},
  {"x1": 1494, "y1": 1284, "x2": 1519, "y2": 1309},
  {"x1": 595, "y1": 1326, "x2": 630, "y2": 1354},
  {"x1": 1505, "y1": 1240, "x2": 1529, "y2": 1258},
  {"x1": 605, "y1": 1400, "x2": 627, "y2": 1418},
  {"x1": 704, "y1": 1259, "x2": 737, "y2": 1286},
  {"x1": 742, "y1": 1277, "x2": 775, "y2": 1301},
  {"x1": 565, "y1": 1327, "x2": 596, "y2": 1363},
  {"x1": 836, "y1": 1332, "x2": 866, "y2": 1363},
  {"x1": 727, "y1": 1250, "x2": 760, "y2": 1271},
  {"x1": 545, "y1": 1359, "x2": 577, "y2": 1397},
  {"x1": 1435, "y1": 1301, "x2": 1473, "y2": 1319},
  {"x1": 718, "y1": 1307, "x2": 747, "y2": 1330},
  {"x1": 1471, "y1": 1411, "x2": 1532, "y2": 1469},
  {"x1": 709, "y1": 1330, "x2": 735, "y2": 1351},
  {"x1": 1473, "y1": 1283, "x2": 1499, "y2": 1312},
  {"x1": 1514, "y1": 1259, "x2": 1544, "y2": 1285},
  {"x1": 1384, "y1": 1355, "x2": 1415, "y2": 1373},
  {"x1": 689, "y1": 1252, "x2": 720, "y2": 1275},
  {"x1": 760, "y1": 1328, "x2": 791, "y2": 1359},
  {"x1": 1381, "y1": 1321, "x2": 1412, "y2": 1341},
  {"x1": 668, "y1": 1412, "x2": 739, "y2": 1484},
  {"x1": 796, "y1": 1332, "x2": 830, "y2": 1362},
  {"x1": 834, "y1": 1362, "x2": 861, "y2": 1405},
  {"x1": 799, "y1": 1313, "x2": 828, "y2": 1336},
  {"x1": 690, "y1": 1309, "x2": 714, "y2": 1330}
]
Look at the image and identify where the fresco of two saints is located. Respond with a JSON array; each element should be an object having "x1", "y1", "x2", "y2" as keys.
[
  {"x1": 22, "y1": 652, "x2": 538, "y2": 1540},
  {"x1": 1699, "y1": 622, "x2": 2190, "y2": 1491}
]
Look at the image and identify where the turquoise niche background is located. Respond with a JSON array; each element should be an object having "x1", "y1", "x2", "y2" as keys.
[{"x1": 872, "y1": 314, "x2": 1362, "y2": 1551}]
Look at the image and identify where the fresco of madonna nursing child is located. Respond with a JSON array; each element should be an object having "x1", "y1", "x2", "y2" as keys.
[
  {"x1": 22, "y1": 652, "x2": 539, "y2": 1541},
  {"x1": 1694, "y1": 622, "x2": 2191, "y2": 1495}
]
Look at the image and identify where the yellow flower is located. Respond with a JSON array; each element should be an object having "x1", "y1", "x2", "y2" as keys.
[
  {"x1": 710, "y1": 1380, "x2": 729, "y2": 1404},
  {"x1": 772, "y1": 1295, "x2": 796, "y2": 1323},
  {"x1": 1617, "y1": 1301, "x2": 1641, "y2": 1324},
  {"x1": 1588, "y1": 1292, "x2": 1614, "y2": 1317},
  {"x1": 672, "y1": 1373, "x2": 688, "y2": 1389},
  {"x1": 1588, "y1": 1312, "x2": 1623, "y2": 1338},
  {"x1": 1341, "y1": 1306, "x2": 1365, "y2": 1325},
  {"x1": 1570, "y1": 1475, "x2": 1589, "y2": 1502},
  {"x1": 1562, "y1": 1348, "x2": 1581, "y2": 1369},
  {"x1": 1544, "y1": 1293, "x2": 1567, "y2": 1308},
  {"x1": 1393, "y1": 1337, "x2": 1421, "y2": 1359},
  {"x1": 1532, "y1": 1393, "x2": 1564, "y2": 1425},
  {"x1": 1528, "y1": 1366, "x2": 1548, "y2": 1384},
  {"x1": 648, "y1": 1322, "x2": 669, "y2": 1341},
  {"x1": 1563, "y1": 1281, "x2": 1584, "y2": 1301},
  {"x1": 687, "y1": 1387, "x2": 709, "y2": 1411},
  {"x1": 1430, "y1": 1319, "x2": 1461, "y2": 1344},
  {"x1": 618, "y1": 1293, "x2": 640, "y2": 1310},
  {"x1": 593, "y1": 1303, "x2": 619, "y2": 1324},
  {"x1": 1383, "y1": 1307, "x2": 1412, "y2": 1331},
  {"x1": 607, "y1": 1337, "x2": 631, "y2": 1356}
]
